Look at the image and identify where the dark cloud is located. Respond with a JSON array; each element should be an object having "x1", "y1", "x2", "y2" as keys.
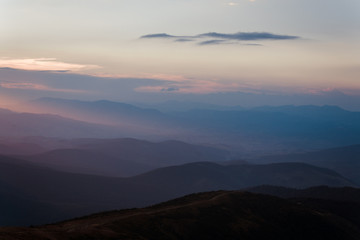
[
  {"x1": 140, "y1": 33, "x2": 176, "y2": 39},
  {"x1": 198, "y1": 40, "x2": 228, "y2": 45},
  {"x1": 175, "y1": 38, "x2": 194, "y2": 42},
  {"x1": 244, "y1": 43, "x2": 263, "y2": 46},
  {"x1": 140, "y1": 31, "x2": 300, "y2": 45},
  {"x1": 161, "y1": 87, "x2": 179, "y2": 92},
  {"x1": 198, "y1": 32, "x2": 299, "y2": 41}
]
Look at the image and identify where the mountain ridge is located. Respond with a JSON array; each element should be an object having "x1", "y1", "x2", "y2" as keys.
[
  {"x1": 21, "y1": 138, "x2": 231, "y2": 177},
  {"x1": 252, "y1": 144, "x2": 360, "y2": 184},
  {"x1": 0, "y1": 155, "x2": 356, "y2": 226},
  {"x1": 1, "y1": 190, "x2": 359, "y2": 240}
]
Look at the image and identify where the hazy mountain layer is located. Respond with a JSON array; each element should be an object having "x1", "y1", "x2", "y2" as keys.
[
  {"x1": 251, "y1": 144, "x2": 360, "y2": 184},
  {"x1": 30, "y1": 97, "x2": 171, "y2": 127},
  {"x1": 27, "y1": 98, "x2": 360, "y2": 155},
  {"x1": 0, "y1": 108, "x2": 125, "y2": 139},
  {"x1": 22, "y1": 138, "x2": 230, "y2": 177}
]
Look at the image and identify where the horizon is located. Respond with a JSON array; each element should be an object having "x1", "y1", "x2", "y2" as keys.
[{"x1": 0, "y1": 67, "x2": 359, "y2": 112}]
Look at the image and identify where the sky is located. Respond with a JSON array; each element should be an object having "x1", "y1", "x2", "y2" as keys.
[{"x1": 0, "y1": 0, "x2": 359, "y2": 109}]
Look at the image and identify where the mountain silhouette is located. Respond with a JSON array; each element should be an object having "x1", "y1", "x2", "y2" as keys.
[
  {"x1": 252, "y1": 144, "x2": 360, "y2": 184},
  {"x1": 0, "y1": 155, "x2": 355, "y2": 226},
  {"x1": 1, "y1": 190, "x2": 359, "y2": 240}
]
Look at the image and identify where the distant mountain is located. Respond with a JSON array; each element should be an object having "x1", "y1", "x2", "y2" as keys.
[
  {"x1": 23, "y1": 149, "x2": 150, "y2": 177},
  {"x1": 252, "y1": 144, "x2": 360, "y2": 184},
  {"x1": 252, "y1": 104, "x2": 351, "y2": 118},
  {"x1": 1, "y1": 190, "x2": 360, "y2": 240},
  {"x1": 165, "y1": 105, "x2": 360, "y2": 156},
  {"x1": 133, "y1": 100, "x2": 245, "y2": 112},
  {"x1": 22, "y1": 138, "x2": 230, "y2": 177},
  {"x1": 26, "y1": 99, "x2": 360, "y2": 155},
  {"x1": 0, "y1": 141, "x2": 46, "y2": 155},
  {"x1": 131, "y1": 162, "x2": 355, "y2": 195},
  {"x1": 30, "y1": 97, "x2": 172, "y2": 127},
  {"x1": 75, "y1": 138, "x2": 231, "y2": 166},
  {"x1": 170, "y1": 105, "x2": 360, "y2": 147},
  {"x1": 0, "y1": 155, "x2": 355, "y2": 226},
  {"x1": 0, "y1": 108, "x2": 125, "y2": 138}
]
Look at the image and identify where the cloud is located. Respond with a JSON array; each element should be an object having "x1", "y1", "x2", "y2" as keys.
[
  {"x1": 175, "y1": 38, "x2": 194, "y2": 42},
  {"x1": 0, "y1": 82, "x2": 87, "y2": 93},
  {"x1": 135, "y1": 77, "x2": 258, "y2": 95},
  {"x1": 198, "y1": 32, "x2": 299, "y2": 41},
  {"x1": 161, "y1": 87, "x2": 179, "y2": 92},
  {"x1": 198, "y1": 40, "x2": 228, "y2": 45},
  {"x1": 0, "y1": 58, "x2": 100, "y2": 72},
  {"x1": 140, "y1": 33, "x2": 176, "y2": 39},
  {"x1": 305, "y1": 87, "x2": 346, "y2": 96},
  {"x1": 244, "y1": 43, "x2": 263, "y2": 46},
  {"x1": 140, "y1": 31, "x2": 300, "y2": 46}
]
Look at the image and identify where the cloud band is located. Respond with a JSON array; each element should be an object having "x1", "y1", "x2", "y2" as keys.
[{"x1": 141, "y1": 31, "x2": 300, "y2": 45}]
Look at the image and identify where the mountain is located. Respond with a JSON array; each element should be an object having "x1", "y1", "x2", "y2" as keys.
[
  {"x1": 252, "y1": 144, "x2": 360, "y2": 184},
  {"x1": 0, "y1": 108, "x2": 124, "y2": 138},
  {"x1": 0, "y1": 155, "x2": 146, "y2": 226},
  {"x1": 26, "y1": 99, "x2": 360, "y2": 155},
  {"x1": 0, "y1": 154, "x2": 355, "y2": 226},
  {"x1": 0, "y1": 141, "x2": 46, "y2": 155},
  {"x1": 167, "y1": 105, "x2": 360, "y2": 157},
  {"x1": 30, "y1": 97, "x2": 172, "y2": 127},
  {"x1": 247, "y1": 185, "x2": 360, "y2": 203},
  {"x1": 169, "y1": 105, "x2": 360, "y2": 147},
  {"x1": 27, "y1": 97, "x2": 196, "y2": 140},
  {"x1": 75, "y1": 138, "x2": 230, "y2": 167},
  {"x1": 131, "y1": 162, "x2": 356, "y2": 195},
  {"x1": 247, "y1": 185, "x2": 360, "y2": 228},
  {"x1": 22, "y1": 148, "x2": 150, "y2": 177},
  {"x1": 1, "y1": 190, "x2": 360, "y2": 240},
  {"x1": 133, "y1": 100, "x2": 245, "y2": 112},
  {"x1": 21, "y1": 138, "x2": 231, "y2": 177}
]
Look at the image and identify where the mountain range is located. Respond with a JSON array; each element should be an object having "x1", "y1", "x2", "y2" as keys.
[
  {"x1": 26, "y1": 98, "x2": 360, "y2": 155},
  {"x1": 250, "y1": 144, "x2": 360, "y2": 184},
  {"x1": 0, "y1": 97, "x2": 359, "y2": 233},
  {"x1": 30, "y1": 97, "x2": 170, "y2": 127},
  {"x1": 0, "y1": 108, "x2": 124, "y2": 139},
  {"x1": 1, "y1": 189, "x2": 360, "y2": 240},
  {"x1": 21, "y1": 138, "x2": 230, "y2": 177},
  {"x1": 0, "y1": 153, "x2": 355, "y2": 226}
]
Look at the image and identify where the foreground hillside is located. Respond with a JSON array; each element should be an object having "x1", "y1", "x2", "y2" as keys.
[
  {"x1": 0, "y1": 155, "x2": 355, "y2": 226},
  {"x1": 1, "y1": 191, "x2": 359, "y2": 240}
]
